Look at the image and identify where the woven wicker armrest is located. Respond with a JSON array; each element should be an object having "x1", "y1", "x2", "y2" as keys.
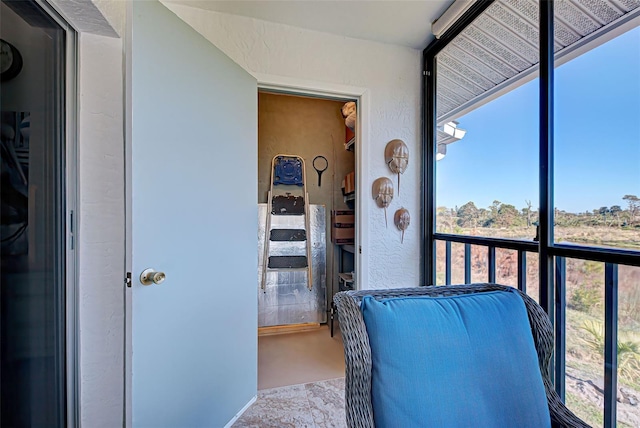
[{"x1": 334, "y1": 283, "x2": 590, "y2": 428}]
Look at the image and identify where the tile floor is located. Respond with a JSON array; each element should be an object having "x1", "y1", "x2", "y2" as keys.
[{"x1": 233, "y1": 377, "x2": 346, "y2": 428}]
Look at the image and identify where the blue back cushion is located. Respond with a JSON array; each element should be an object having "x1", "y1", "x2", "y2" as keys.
[{"x1": 361, "y1": 290, "x2": 551, "y2": 428}]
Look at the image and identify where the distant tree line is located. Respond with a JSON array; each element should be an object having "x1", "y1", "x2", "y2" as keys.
[{"x1": 437, "y1": 194, "x2": 640, "y2": 229}]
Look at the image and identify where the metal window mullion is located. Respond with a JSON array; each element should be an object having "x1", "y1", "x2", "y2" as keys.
[
  {"x1": 65, "y1": 28, "x2": 79, "y2": 428},
  {"x1": 445, "y1": 240, "x2": 452, "y2": 285},
  {"x1": 517, "y1": 250, "x2": 527, "y2": 293},
  {"x1": 604, "y1": 263, "x2": 618, "y2": 428},
  {"x1": 424, "y1": 51, "x2": 436, "y2": 286},
  {"x1": 539, "y1": 0, "x2": 555, "y2": 318},
  {"x1": 32, "y1": 1, "x2": 78, "y2": 426},
  {"x1": 554, "y1": 256, "x2": 566, "y2": 399},
  {"x1": 488, "y1": 246, "x2": 496, "y2": 283},
  {"x1": 464, "y1": 243, "x2": 471, "y2": 284}
]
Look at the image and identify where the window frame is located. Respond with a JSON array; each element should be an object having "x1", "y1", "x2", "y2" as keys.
[
  {"x1": 37, "y1": 0, "x2": 79, "y2": 425},
  {"x1": 421, "y1": 2, "x2": 640, "y2": 427}
]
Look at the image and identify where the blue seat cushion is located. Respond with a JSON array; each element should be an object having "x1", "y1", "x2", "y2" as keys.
[{"x1": 361, "y1": 289, "x2": 551, "y2": 428}]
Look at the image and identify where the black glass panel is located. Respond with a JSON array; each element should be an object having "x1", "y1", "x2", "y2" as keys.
[{"x1": 1, "y1": 0, "x2": 66, "y2": 425}]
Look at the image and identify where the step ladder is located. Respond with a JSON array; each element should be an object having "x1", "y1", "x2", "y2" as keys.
[{"x1": 261, "y1": 154, "x2": 313, "y2": 291}]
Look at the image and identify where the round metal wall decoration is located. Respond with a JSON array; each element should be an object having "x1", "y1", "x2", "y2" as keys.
[
  {"x1": 372, "y1": 177, "x2": 394, "y2": 227},
  {"x1": 1, "y1": 39, "x2": 23, "y2": 82},
  {"x1": 394, "y1": 208, "x2": 410, "y2": 243},
  {"x1": 385, "y1": 139, "x2": 409, "y2": 193}
]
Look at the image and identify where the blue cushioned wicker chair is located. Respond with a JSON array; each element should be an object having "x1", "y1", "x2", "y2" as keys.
[{"x1": 333, "y1": 283, "x2": 590, "y2": 428}]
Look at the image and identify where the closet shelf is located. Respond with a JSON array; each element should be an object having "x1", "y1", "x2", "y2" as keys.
[{"x1": 345, "y1": 136, "x2": 355, "y2": 151}]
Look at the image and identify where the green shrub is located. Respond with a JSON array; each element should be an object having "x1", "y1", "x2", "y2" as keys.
[
  {"x1": 620, "y1": 285, "x2": 640, "y2": 325},
  {"x1": 581, "y1": 260, "x2": 604, "y2": 276},
  {"x1": 569, "y1": 286, "x2": 601, "y2": 313},
  {"x1": 581, "y1": 320, "x2": 640, "y2": 383}
]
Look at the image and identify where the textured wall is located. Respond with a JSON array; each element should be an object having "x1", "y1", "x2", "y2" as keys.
[
  {"x1": 165, "y1": 4, "x2": 423, "y2": 289},
  {"x1": 50, "y1": 0, "x2": 119, "y2": 37},
  {"x1": 77, "y1": 31, "x2": 125, "y2": 428},
  {"x1": 46, "y1": 1, "x2": 126, "y2": 423},
  {"x1": 40, "y1": 2, "x2": 423, "y2": 424}
]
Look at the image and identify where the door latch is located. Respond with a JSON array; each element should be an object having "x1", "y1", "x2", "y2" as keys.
[
  {"x1": 140, "y1": 268, "x2": 166, "y2": 286},
  {"x1": 125, "y1": 272, "x2": 132, "y2": 288}
]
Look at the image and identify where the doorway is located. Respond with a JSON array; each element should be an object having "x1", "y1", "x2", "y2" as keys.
[
  {"x1": 257, "y1": 90, "x2": 357, "y2": 388},
  {"x1": 1, "y1": 0, "x2": 73, "y2": 425}
]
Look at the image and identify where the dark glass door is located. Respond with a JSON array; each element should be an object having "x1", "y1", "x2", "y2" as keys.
[{"x1": 1, "y1": 0, "x2": 67, "y2": 425}]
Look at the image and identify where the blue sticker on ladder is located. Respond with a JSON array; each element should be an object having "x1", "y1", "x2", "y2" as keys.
[{"x1": 273, "y1": 157, "x2": 304, "y2": 186}]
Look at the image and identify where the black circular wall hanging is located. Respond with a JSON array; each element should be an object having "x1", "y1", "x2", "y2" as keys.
[{"x1": 1, "y1": 39, "x2": 23, "y2": 82}]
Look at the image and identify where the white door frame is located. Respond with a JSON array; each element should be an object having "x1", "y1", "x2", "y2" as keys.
[{"x1": 254, "y1": 73, "x2": 370, "y2": 291}]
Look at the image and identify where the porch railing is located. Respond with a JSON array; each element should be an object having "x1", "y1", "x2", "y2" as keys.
[{"x1": 433, "y1": 233, "x2": 627, "y2": 427}]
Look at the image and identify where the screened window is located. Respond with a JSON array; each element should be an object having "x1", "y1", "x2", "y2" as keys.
[
  {"x1": 434, "y1": 0, "x2": 540, "y2": 242},
  {"x1": 554, "y1": 24, "x2": 640, "y2": 252},
  {"x1": 426, "y1": 2, "x2": 640, "y2": 427}
]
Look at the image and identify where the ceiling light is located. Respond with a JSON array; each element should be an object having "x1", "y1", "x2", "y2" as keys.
[{"x1": 432, "y1": 0, "x2": 477, "y2": 39}]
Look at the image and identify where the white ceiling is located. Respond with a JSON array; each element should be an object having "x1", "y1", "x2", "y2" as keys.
[{"x1": 166, "y1": 0, "x2": 454, "y2": 49}]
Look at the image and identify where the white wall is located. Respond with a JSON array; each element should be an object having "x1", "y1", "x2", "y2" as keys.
[
  {"x1": 165, "y1": 4, "x2": 423, "y2": 289},
  {"x1": 77, "y1": 30, "x2": 125, "y2": 426},
  {"x1": 49, "y1": 0, "x2": 127, "y2": 423}
]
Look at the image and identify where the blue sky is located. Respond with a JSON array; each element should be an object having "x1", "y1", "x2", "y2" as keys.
[{"x1": 436, "y1": 26, "x2": 640, "y2": 214}]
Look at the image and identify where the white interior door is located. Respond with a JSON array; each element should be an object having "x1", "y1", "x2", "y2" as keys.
[{"x1": 131, "y1": 1, "x2": 257, "y2": 426}]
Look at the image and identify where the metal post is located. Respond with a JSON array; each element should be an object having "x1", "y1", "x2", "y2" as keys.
[
  {"x1": 445, "y1": 241, "x2": 452, "y2": 285},
  {"x1": 464, "y1": 243, "x2": 471, "y2": 284},
  {"x1": 488, "y1": 246, "x2": 496, "y2": 283},
  {"x1": 554, "y1": 256, "x2": 566, "y2": 398},
  {"x1": 517, "y1": 250, "x2": 527, "y2": 293},
  {"x1": 604, "y1": 263, "x2": 618, "y2": 428}
]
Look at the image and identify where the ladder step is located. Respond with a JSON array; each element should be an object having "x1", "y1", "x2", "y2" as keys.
[
  {"x1": 268, "y1": 256, "x2": 308, "y2": 269},
  {"x1": 272, "y1": 195, "x2": 305, "y2": 215},
  {"x1": 270, "y1": 229, "x2": 307, "y2": 241}
]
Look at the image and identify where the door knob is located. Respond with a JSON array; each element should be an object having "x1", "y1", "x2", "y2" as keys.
[{"x1": 140, "y1": 268, "x2": 166, "y2": 285}]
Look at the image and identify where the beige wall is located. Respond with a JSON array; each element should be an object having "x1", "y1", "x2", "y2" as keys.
[{"x1": 258, "y1": 92, "x2": 353, "y2": 299}]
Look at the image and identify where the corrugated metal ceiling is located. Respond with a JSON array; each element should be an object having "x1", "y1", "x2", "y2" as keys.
[{"x1": 436, "y1": 0, "x2": 640, "y2": 124}]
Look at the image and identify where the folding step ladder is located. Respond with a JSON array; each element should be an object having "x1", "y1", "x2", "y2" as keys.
[{"x1": 261, "y1": 155, "x2": 313, "y2": 291}]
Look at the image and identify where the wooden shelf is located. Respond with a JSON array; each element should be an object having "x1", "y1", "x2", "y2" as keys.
[{"x1": 345, "y1": 136, "x2": 355, "y2": 151}]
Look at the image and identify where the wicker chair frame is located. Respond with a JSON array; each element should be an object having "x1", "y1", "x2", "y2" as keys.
[{"x1": 333, "y1": 283, "x2": 590, "y2": 428}]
